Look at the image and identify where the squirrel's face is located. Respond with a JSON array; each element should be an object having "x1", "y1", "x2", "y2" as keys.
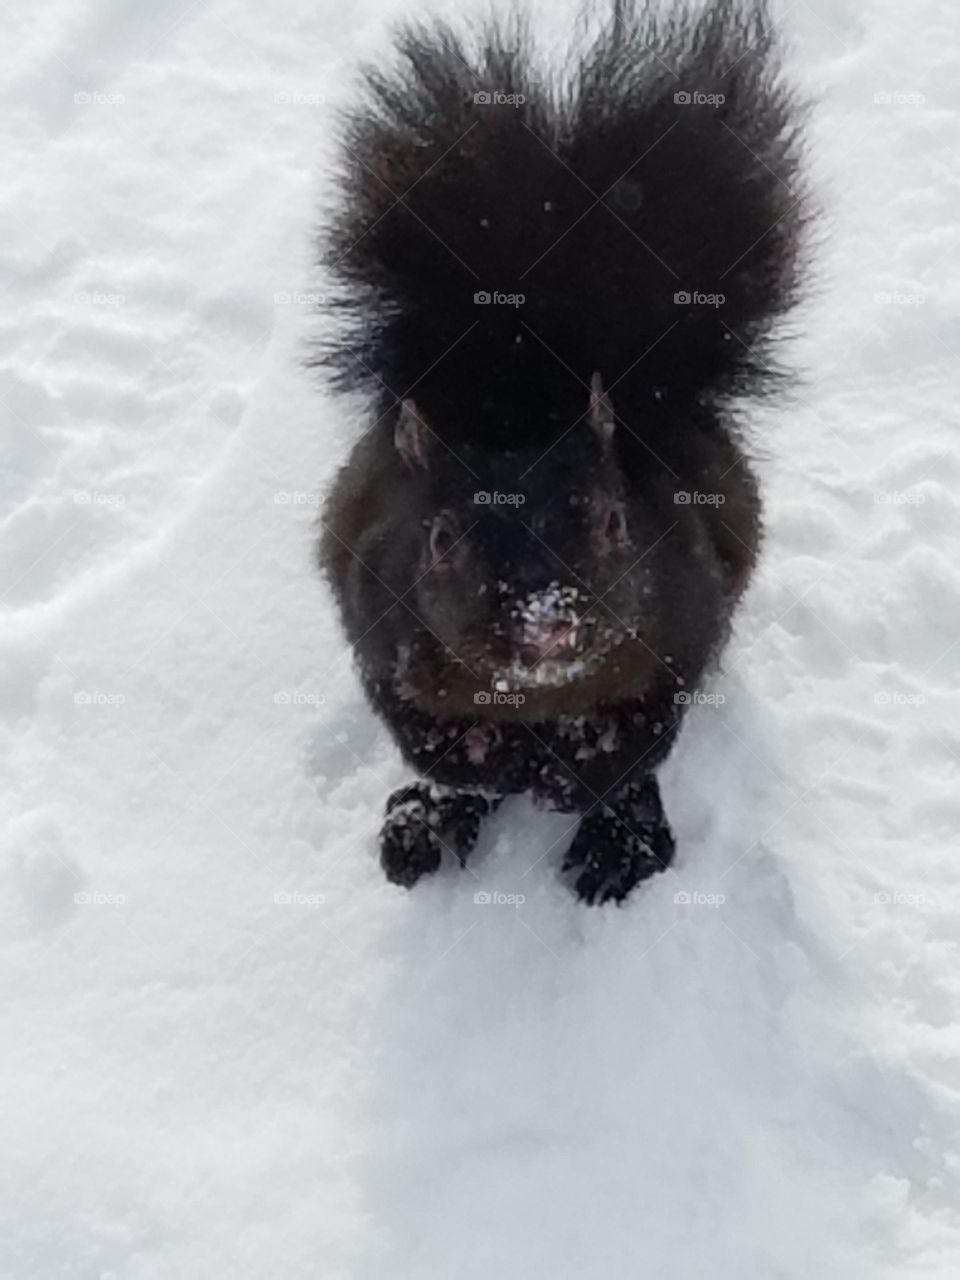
[{"x1": 394, "y1": 382, "x2": 662, "y2": 695}]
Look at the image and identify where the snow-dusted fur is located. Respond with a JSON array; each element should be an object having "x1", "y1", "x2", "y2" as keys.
[{"x1": 319, "y1": 0, "x2": 806, "y2": 898}]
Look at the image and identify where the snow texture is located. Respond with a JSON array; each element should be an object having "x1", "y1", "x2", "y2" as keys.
[{"x1": 2, "y1": 0, "x2": 960, "y2": 1276}]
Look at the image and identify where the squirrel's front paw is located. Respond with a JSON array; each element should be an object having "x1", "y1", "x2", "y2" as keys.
[
  {"x1": 564, "y1": 777, "x2": 675, "y2": 904},
  {"x1": 380, "y1": 785, "x2": 443, "y2": 887},
  {"x1": 379, "y1": 782, "x2": 503, "y2": 888}
]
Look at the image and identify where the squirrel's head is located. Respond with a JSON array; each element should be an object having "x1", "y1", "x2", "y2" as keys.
[{"x1": 394, "y1": 375, "x2": 665, "y2": 700}]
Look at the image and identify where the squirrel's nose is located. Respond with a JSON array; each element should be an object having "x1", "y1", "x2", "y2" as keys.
[{"x1": 518, "y1": 618, "x2": 579, "y2": 667}]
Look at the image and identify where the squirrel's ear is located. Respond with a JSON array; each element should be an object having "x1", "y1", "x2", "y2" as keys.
[
  {"x1": 589, "y1": 372, "x2": 616, "y2": 443},
  {"x1": 395, "y1": 399, "x2": 433, "y2": 469}
]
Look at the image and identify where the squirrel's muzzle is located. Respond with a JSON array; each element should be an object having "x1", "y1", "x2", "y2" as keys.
[
  {"x1": 518, "y1": 619, "x2": 579, "y2": 668},
  {"x1": 515, "y1": 589, "x2": 581, "y2": 669}
]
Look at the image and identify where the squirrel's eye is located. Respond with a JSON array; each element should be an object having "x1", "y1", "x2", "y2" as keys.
[
  {"x1": 428, "y1": 513, "x2": 459, "y2": 562},
  {"x1": 603, "y1": 501, "x2": 628, "y2": 546}
]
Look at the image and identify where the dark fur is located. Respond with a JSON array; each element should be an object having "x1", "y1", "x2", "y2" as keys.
[{"x1": 317, "y1": 0, "x2": 808, "y2": 901}]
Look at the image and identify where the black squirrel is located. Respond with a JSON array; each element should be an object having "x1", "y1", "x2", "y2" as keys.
[{"x1": 318, "y1": 0, "x2": 808, "y2": 902}]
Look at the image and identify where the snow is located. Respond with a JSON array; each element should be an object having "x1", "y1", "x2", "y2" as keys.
[{"x1": 2, "y1": 0, "x2": 960, "y2": 1276}]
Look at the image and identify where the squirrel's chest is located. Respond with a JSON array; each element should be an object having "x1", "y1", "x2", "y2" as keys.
[{"x1": 377, "y1": 686, "x2": 680, "y2": 810}]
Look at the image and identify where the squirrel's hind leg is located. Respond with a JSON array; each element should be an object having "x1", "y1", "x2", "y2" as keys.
[
  {"x1": 380, "y1": 783, "x2": 503, "y2": 888},
  {"x1": 563, "y1": 775, "x2": 675, "y2": 905}
]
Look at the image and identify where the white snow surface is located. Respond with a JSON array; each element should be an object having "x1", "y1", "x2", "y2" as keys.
[{"x1": 3, "y1": 0, "x2": 960, "y2": 1276}]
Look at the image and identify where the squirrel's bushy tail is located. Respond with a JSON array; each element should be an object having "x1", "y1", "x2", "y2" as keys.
[{"x1": 319, "y1": 0, "x2": 808, "y2": 450}]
